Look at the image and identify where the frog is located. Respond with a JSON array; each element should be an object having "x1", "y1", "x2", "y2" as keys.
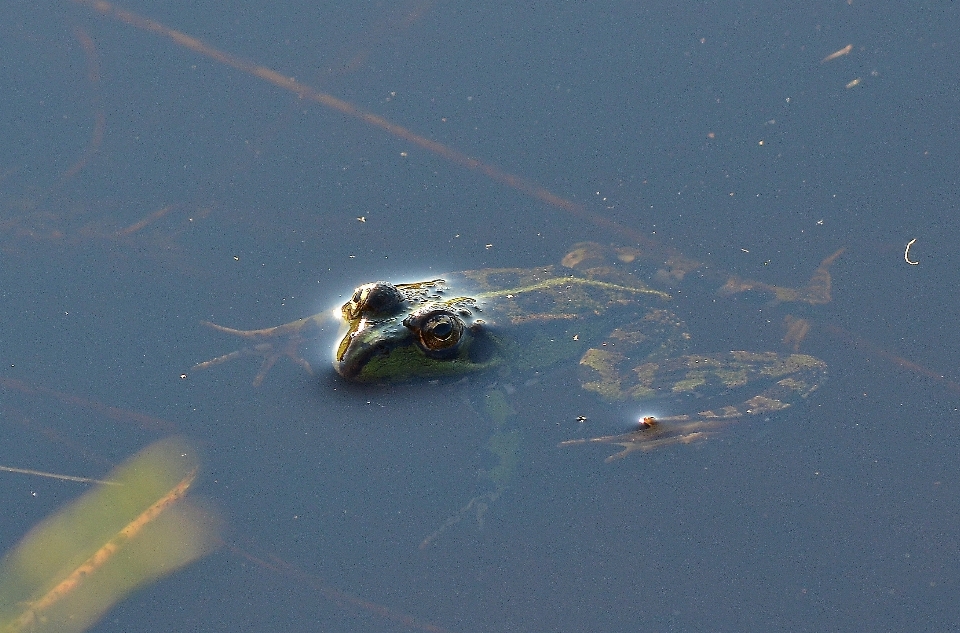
[{"x1": 195, "y1": 242, "x2": 838, "y2": 545}]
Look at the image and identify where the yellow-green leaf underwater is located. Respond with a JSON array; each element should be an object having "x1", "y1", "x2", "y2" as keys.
[{"x1": 0, "y1": 437, "x2": 220, "y2": 633}]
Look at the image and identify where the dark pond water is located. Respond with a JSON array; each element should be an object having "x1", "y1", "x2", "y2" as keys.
[{"x1": 2, "y1": 1, "x2": 959, "y2": 631}]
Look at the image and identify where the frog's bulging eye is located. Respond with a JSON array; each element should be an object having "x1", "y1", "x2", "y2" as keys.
[
  {"x1": 404, "y1": 309, "x2": 465, "y2": 354},
  {"x1": 422, "y1": 314, "x2": 462, "y2": 349},
  {"x1": 342, "y1": 282, "x2": 404, "y2": 320}
]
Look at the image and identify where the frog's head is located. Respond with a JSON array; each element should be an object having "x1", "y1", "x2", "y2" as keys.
[{"x1": 334, "y1": 280, "x2": 505, "y2": 382}]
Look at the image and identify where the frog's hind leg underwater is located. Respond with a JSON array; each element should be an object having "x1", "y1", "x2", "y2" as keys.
[{"x1": 561, "y1": 350, "x2": 827, "y2": 462}]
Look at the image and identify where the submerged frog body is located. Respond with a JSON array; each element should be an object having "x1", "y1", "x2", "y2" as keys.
[
  {"x1": 197, "y1": 243, "x2": 832, "y2": 462},
  {"x1": 197, "y1": 242, "x2": 838, "y2": 546}
]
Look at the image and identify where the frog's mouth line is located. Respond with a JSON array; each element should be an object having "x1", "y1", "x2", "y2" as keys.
[{"x1": 334, "y1": 335, "x2": 398, "y2": 380}]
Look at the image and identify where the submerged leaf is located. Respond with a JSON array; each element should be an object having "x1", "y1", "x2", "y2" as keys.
[{"x1": 0, "y1": 437, "x2": 219, "y2": 633}]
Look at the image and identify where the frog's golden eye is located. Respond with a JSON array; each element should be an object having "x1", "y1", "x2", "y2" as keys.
[
  {"x1": 342, "y1": 282, "x2": 403, "y2": 320},
  {"x1": 404, "y1": 309, "x2": 465, "y2": 354}
]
